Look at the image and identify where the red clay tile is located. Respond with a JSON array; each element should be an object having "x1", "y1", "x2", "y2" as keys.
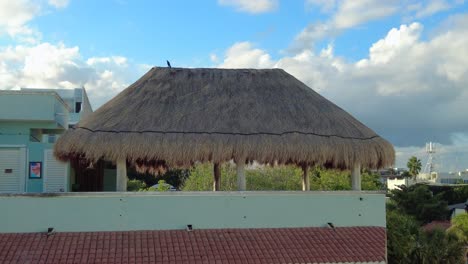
[{"x1": 0, "y1": 226, "x2": 385, "y2": 264}]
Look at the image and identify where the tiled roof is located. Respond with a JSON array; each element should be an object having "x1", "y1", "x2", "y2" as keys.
[{"x1": 0, "y1": 227, "x2": 386, "y2": 264}]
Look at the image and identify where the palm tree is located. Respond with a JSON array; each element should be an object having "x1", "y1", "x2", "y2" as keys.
[{"x1": 407, "y1": 156, "x2": 422, "y2": 178}]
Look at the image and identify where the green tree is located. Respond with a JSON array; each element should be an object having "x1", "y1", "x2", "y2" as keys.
[
  {"x1": 411, "y1": 229, "x2": 464, "y2": 264},
  {"x1": 407, "y1": 156, "x2": 422, "y2": 178},
  {"x1": 127, "y1": 179, "x2": 147, "y2": 191},
  {"x1": 389, "y1": 184, "x2": 449, "y2": 223},
  {"x1": 182, "y1": 163, "x2": 303, "y2": 191},
  {"x1": 182, "y1": 164, "x2": 383, "y2": 191},
  {"x1": 361, "y1": 170, "x2": 383, "y2": 190},
  {"x1": 387, "y1": 205, "x2": 465, "y2": 264},
  {"x1": 387, "y1": 210, "x2": 420, "y2": 264},
  {"x1": 428, "y1": 185, "x2": 468, "y2": 204},
  {"x1": 448, "y1": 213, "x2": 468, "y2": 244},
  {"x1": 127, "y1": 167, "x2": 190, "y2": 189},
  {"x1": 152, "y1": 180, "x2": 171, "y2": 192}
]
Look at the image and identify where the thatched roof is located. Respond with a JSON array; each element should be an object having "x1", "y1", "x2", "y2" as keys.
[{"x1": 54, "y1": 67, "x2": 394, "y2": 170}]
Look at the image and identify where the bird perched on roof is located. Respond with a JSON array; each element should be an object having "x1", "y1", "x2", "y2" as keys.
[{"x1": 167, "y1": 60, "x2": 171, "y2": 68}]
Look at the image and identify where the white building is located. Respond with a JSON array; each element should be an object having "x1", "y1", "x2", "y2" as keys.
[{"x1": 387, "y1": 169, "x2": 468, "y2": 190}]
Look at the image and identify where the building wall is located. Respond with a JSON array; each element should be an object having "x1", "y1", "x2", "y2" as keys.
[
  {"x1": 0, "y1": 95, "x2": 70, "y2": 193},
  {"x1": 80, "y1": 88, "x2": 93, "y2": 121},
  {"x1": 0, "y1": 94, "x2": 54, "y2": 121},
  {"x1": 0, "y1": 136, "x2": 58, "y2": 193},
  {"x1": 26, "y1": 142, "x2": 57, "y2": 193},
  {"x1": 0, "y1": 92, "x2": 69, "y2": 128},
  {"x1": 0, "y1": 191, "x2": 386, "y2": 233},
  {"x1": 387, "y1": 177, "x2": 415, "y2": 190}
]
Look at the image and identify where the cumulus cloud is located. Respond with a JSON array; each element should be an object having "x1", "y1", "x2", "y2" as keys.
[
  {"x1": 0, "y1": 0, "x2": 41, "y2": 39},
  {"x1": 48, "y1": 0, "x2": 70, "y2": 9},
  {"x1": 332, "y1": 0, "x2": 399, "y2": 29},
  {"x1": 305, "y1": 0, "x2": 337, "y2": 13},
  {"x1": 0, "y1": 42, "x2": 145, "y2": 107},
  {"x1": 218, "y1": 0, "x2": 278, "y2": 14},
  {"x1": 216, "y1": 15, "x2": 468, "y2": 170},
  {"x1": 0, "y1": 0, "x2": 70, "y2": 42},
  {"x1": 218, "y1": 42, "x2": 275, "y2": 68},
  {"x1": 296, "y1": 0, "x2": 465, "y2": 51},
  {"x1": 294, "y1": 0, "x2": 399, "y2": 50},
  {"x1": 406, "y1": 0, "x2": 463, "y2": 19}
]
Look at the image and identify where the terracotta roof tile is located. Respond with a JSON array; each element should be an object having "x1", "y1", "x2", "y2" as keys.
[{"x1": 0, "y1": 227, "x2": 385, "y2": 264}]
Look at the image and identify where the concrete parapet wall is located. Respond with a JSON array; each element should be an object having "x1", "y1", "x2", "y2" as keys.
[{"x1": 0, "y1": 191, "x2": 385, "y2": 233}]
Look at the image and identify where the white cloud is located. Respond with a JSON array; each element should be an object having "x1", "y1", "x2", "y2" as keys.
[
  {"x1": 332, "y1": 0, "x2": 399, "y2": 29},
  {"x1": 216, "y1": 15, "x2": 468, "y2": 172},
  {"x1": 406, "y1": 0, "x2": 463, "y2": 19},
  {"x1": 305, "y1": 0, "x2": 337, "y2": 13},
  {"x1": 218, "y1": 42, "x2": 275, "y2": 68},
  {"x1": 0, "y1": 0, "x2": 41, "y2": 39},
  {"x1": 0, "y1": 42, "x2": 145, "y2": 107},
  {"x1": 48, "y1": 0, "x2": 70, "y2": 8},
  {"x1": 218, "y1": 0, "x2": 278, "y2": 14},
  {"x1": 294, "y1": 0, "x2": 399, "y2": 50},
  {"x1": 0, "y1": 0, "x2": 70, "y2": 42},
  {"x1": 87, "y1": 56, "x2": 128, "y2": 67},
  {"x1": 295, "y1": 0, "x2": 465, "y2": 51},
  {"x1": 356, "y1": 23, "x2": 423, "y2": 67},
  {"x1": 415, "y1": 0, "x2": 451, "y2": 18},
  {"x1": 209, "y1": 53, "x2": 219, "y2": 63}
]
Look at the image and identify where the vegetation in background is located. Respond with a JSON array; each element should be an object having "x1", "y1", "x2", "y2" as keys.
[
  {"x1": 428, "y1": 185, "x2": 468, "y2": 204},
  {"x1": 388, "y1": 184, "x2": 449, "y2": 223},
  {"x1": 387, "y1": 184, "x2": 465, "y2": 263},
  {"x1": 407, "y1": 156, "x2": 422, "y2": 178},
  {"x1": 127, "y1": 167, "x2": 190, "y2": 189},
  {"x1": 182, "y1": 163, "x2": 383, "y2": 191},
  {"x1": 152, "y1": 180, "x2": 171, "y2": 192},
  {"x1": 386, "y1": 210, "x2": 420, "y2": 263},
  {"x1": 448, "y1": 214, "x2": 468, "y2": 244},
  {"x1": 411, "y1": 229, "x2": 465, "y2": 264},
  {"x1": 127, "y1": 179, "x2": 147, "y2": 191},
  {"x1": 127, "y1": 179, "x2": 171, "y2": 192}
]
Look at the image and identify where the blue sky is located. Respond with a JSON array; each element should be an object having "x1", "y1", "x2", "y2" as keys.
[
  {"x1": 1, "y1": 0, "x2": 468, "y2": 171},
  {"x1": 32, "y1": 1, "x2": 313, "y2": 65},
  {"x1": 28, "y1": 0, "x2": 467, "y2": 65}
]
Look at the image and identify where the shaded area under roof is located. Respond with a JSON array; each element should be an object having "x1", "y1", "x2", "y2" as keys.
[{"x1": 54, "y1": 67, "x2": 394, "y2": 169}]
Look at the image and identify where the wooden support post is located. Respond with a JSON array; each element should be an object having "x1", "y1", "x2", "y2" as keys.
[
  {"x1": 351, "y1": 164, "x2": 361, "y2": 191},
  {"x1": 213, "y1": 163, "x2": 221, "y2": 191},
  {"x1": 116, "y1": 159, "x2": 127, "y2": 192},
  {"x1": 236, "y1": 161, "x2": 246, "y2": 191},
  {"x1": 302, "y1": 164, "x2": 310, "y2": 191}
]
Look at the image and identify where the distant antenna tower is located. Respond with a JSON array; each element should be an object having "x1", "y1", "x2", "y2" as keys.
[{"x1": 423, "y1": 142, "x2": 436, "y2": 173}]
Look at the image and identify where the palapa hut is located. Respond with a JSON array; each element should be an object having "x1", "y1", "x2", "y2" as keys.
[{"x1": 54, "y1": 67, "x2": 394, "y2": 191}]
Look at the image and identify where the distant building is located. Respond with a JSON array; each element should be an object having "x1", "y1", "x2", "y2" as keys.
[
  {"x1": 376, "y1": 168, "x2": 413, "y2": 190},
  {"x1": 414, "y1": 171, "x2": 468, "y2": 185},
  {"x1": 0, "y1": 88, "x2": 92, "y2": 193},
  {"x1": 20, "y1": 88, "x2": 93, "y2": 126},
  {"x1": 386, "y1": 169, "x2": 468, "y2": 190},
  {"x1": 387, "y1": 177, "x2": 416, "y2": 190}
]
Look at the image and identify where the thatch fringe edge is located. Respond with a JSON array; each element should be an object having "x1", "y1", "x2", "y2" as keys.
[{"x1": 54, "y1": 129, "x2": 395, "y2": 170}]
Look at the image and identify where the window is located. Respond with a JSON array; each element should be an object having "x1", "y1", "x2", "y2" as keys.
[
  {"x1": 48, "y1": 135, "x2": 57, "y2": 143},
  {"x1": 75, "y1": 102, "x2": 82, "y2": 113}
]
